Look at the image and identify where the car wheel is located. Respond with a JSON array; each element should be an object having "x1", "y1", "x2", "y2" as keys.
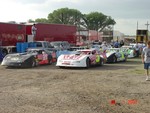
[
  {"x1": 31, "y1": 59, "x2": 36, "y2": 67},
  {"x1": 86, "y1": 58, "x2": 91, "y2": 68},
  {"x1": 113, "y1": 56, "x2": 117, "y2": 63},
  {"x1": 2, "y1": 49, "x2": 8, "y2": 56},
  {"x1": 100, "y1": 59, "x2": 104, "y2": 66},
  {"x1": 59, "y1": 66, "x2": 65, "y2": 69},
  {"x1": 48, "y1": 58, "x2": 52, "y2": 65},
  {"x1": 124, "y1": 56, "x2": 127, "y2": 62}
]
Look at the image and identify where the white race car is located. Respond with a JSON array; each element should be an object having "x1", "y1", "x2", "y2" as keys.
[
  {"x1": 56, "y1": 49, "x2": 104, "y2": 68},
  {"x1": 121, "y1": 46, "x2": 136, "y2": 58}
]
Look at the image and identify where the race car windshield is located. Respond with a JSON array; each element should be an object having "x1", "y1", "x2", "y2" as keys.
[
  {"x1": 78, "y1": 51, "x2": 91, "y2": 55},
  {"x1": 27, "y1": 50, "x2": 38, "y2": 54}
]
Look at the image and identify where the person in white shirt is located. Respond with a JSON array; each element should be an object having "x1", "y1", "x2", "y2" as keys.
[
  {"x1": 31, "y1": 24, "x2": 37, "y2": 41},
  {"x1": 101, "y1": 41, "x2": 108, "y2": 52},
  {"x1": 141, "y1": 41, "x2": 150, "y2": 81}
]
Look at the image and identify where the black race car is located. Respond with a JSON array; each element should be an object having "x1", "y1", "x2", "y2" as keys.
[{"x1": 1, "y1": 48, "x2": 53, "y2": 68}]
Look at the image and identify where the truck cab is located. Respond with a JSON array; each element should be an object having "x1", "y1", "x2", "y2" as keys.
[
  {"x1": 49, "y1": 41, "x2": 70, "y2": 50},
  {"x1": 34, "y1": 41, "x2": 52, "y2": 48}
]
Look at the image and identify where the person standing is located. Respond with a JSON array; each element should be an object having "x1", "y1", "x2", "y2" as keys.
[
  {"x1": 141, "y1": 40, "x2": 150, "y2": 81},
  {"x1": 101, "y1": 41, "x2": 108, "y2": 52},
  {"x1": 135, "y1": 42, "x2": 140, "y2": 57},
  {"x1": 120, "y1": 40, "x2": 124, "y2": 47},
  {"x1": 31, "y1": 24, "x2": 37, "y2": 41},
  {"x1": 114, "y1": 40, "x2": 119, "y2": 48}
]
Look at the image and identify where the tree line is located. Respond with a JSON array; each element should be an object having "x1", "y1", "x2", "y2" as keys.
[{"x1": 28, "y1": 7, "x2": 116, "y2": 32}]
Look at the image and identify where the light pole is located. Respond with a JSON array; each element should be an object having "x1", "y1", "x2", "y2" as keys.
[{"x1": 145, "y1": 21, "x2": 149, "y2": 42}]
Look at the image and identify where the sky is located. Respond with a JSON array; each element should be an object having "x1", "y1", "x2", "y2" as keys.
[{"x1": 0, "y1": 0, "x2": 150, "y2": 35}]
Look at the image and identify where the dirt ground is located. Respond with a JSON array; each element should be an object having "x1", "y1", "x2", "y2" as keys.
[{"x1": 0, "y1": 58, "x2": 150, "y2": 113}]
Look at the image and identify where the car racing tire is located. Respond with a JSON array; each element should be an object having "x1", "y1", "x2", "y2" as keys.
[
  {"x1": 99, "y1": 59, "x2": 104, "y2": 66},
  {"x1": 113, "y1": 56, "x2": 117, "y2": 63},
  {"x1": 86, "y1": 58, "x2": 91, "y2": 68},
  {"x1": 59, "y1": 66, "x2": 65, "y2": 69},
  {"x1": 124, "y1": 56, "x2": 127, "y2": 62},
  {"x1": 30, "y1": 59, "x2": 37, "y2": 68},
  {"x1": 48, "y1": 58, "x2": 52, "y2": 65},
  {"x1": 2, "y1": 49, "x2": 8, "y2": 56}
]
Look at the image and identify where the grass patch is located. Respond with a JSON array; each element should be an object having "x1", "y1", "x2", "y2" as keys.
[{"x1": 130, "y1": 69, "x2": 145, "y2": 75}]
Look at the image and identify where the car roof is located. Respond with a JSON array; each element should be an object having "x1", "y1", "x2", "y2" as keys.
[
  {"x1": 77, "y1": 48, "x2": 96, "y2": 52},
  {"x1": 27, "y1": 47, "x2": 45, "y2": 51},
  {"x1": 122, "y1": 46, "x2": 133, "y2": 48}
]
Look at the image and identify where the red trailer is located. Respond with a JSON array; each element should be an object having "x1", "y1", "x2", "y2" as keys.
[
  {"x1": 0, "y1": 22, "x2": 77, "y2": 55},
  {"x1": 26, "y1": 23, "x2": 77, "y2": 45},
  {"x1": 0, "y1": 22, "x2": 26, "y2": 55}
]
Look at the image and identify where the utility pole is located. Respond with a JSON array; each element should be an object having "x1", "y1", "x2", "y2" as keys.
[
  {"x1": 145, "y1": 21, "x2": 150, "y2": 30},
  {"x1": 137, "y1": 21, "x2": 138, "y2": 30},
  {"x1": 144, "y1": 21, "x2": 150, "y2": 43}
]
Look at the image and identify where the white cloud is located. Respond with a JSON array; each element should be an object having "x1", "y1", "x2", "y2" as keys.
[
  {"x1": 51, "y1": 0, "x2": 79, "y2": 3},
  {"x1": 0, "y1": 0, "x2": 150, "y2": 35},
  {"x1": 114, "y1": 19, "x2": 150, "y2": 35},
  {"x1": 0, "y1": 1, "x2": 39, "y2": 22}
]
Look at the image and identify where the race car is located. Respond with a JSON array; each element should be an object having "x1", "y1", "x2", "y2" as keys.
[
  {"x1": 106, "y1": 48, "x2": 128, "y2": 63},
  {"x1": 1, "y1": 48, "x2": 53, "y2": 68},
  {"x1": 121, "y1": 46, "x2": 136, "y2": 58},
  {"x1": 0, "y1": 52, "x2": 4, "y2": 62},
  {"x1": 56, "y1": 49, "x2": 104, "y2": 68},
  {"x1": 0, "y1": 47, "x2": 4, "y2": 61}
]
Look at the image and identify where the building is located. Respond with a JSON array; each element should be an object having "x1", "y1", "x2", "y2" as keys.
[
  {"x1": 102, "y1": 30, "x2": 113, "y2": 43},
  {"x1": 76, "y1": 30, "x2": 103, "y2": 46},
  {"x1": 113, "y1": 30, "x2": 125, "y2": 41}
]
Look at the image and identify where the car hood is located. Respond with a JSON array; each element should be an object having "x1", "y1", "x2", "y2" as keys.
[
  {"x1": 59, "y1": 54, "x2": 88, "y2": 61},
  {"x1": 3, "y1": 53, "x2": 34, "y2": 62},
  {"x1": 106, "y1": 51, "x2": 116, "y2": 57}
]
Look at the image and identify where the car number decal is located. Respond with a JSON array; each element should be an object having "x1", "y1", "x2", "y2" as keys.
[
  {"x1": 96, "y1": 55, "x2": 100, "y2": 63},
  {"x1": 63, "y1": 55, "x2": 82, "y2": 60}
]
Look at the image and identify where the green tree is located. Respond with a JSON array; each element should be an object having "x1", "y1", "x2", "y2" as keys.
[
  {"x1": 81, "y1": 12, "x2": 116, "y2": 31},
  {"x1": 34, "y1": 8, "x2": 116, "y2": 32},
  {"x1": 35, "y1": 18, "x2": 48, "y2": 23},
  {"x1": 47, "y1": 7, "x2": 82, "y2": 26},
  {"x1": 27, "y1": 19, "x2": 35, "y2": 23}
]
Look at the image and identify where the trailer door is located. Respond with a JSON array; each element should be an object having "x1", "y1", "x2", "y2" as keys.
[{"x1": 27, "y1": 35, "x2": 34, "y2": 42}]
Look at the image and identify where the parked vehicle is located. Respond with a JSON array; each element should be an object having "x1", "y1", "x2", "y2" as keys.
[
  {"x1": 106, "y1": 48, "x2": 128, "y2": 63},
  {"x1": 26, "y1": 23, "x2": 76, "y2": 45},
  {"x1": 69, "y1": 46, "x2": 88, "y2": 51},
  {"x1": 121, "y1": 46, "x2": 136, "y2": 58},
  {"x1": 49, "y1": 41, "x2": 71, "y2": 50},
  {"x1": 34, "y1": 41, "x2": 53, "y2": 48},
  {"x1": 0, "y1": 47, "x2": 4, "y2": 61},
  {"x1": 0, "y1": 22, "x2": 26, "y2": 55},
  {"x1": 0, "y1": 22, "x2": 77, "y2": 56},
  {"x1": 56, "y1": 48, "x2": 104, "y2": 68},
  {"x1": 130, "y1": 43, "x2": 145, "y2": 55},
  {"x1": 1, "y1": 48, "x2": 53, "y2": 68}
]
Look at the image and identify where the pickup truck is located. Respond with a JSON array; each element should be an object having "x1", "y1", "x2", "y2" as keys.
[{"x1": 34, "y1": 41, "x2": 53, "y2": 48}]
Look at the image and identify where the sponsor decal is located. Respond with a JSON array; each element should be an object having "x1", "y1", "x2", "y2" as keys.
[
  {"x1": 62, "y1": 61, "x2": 70, "y2": 65},
  {"x1": 63, "y1": 55, "x2": 82, "y2": 60},
  {"x1": 1, "y1": 33, "x2": 24, "y2": 40},
  {"x1": 96, "y1": 55, "x2": 100, "y2": 63},
  {"x1": 17, "y1": 34, "x2": 24, "y2": 40}
]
